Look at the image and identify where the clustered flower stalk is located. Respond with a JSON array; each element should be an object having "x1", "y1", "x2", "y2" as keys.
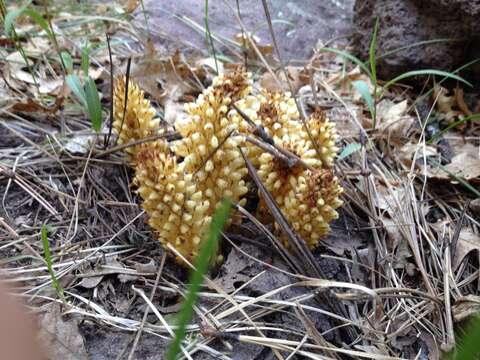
[{"x1": 113, "y1": 70, "x2": 343, "y2": 263}]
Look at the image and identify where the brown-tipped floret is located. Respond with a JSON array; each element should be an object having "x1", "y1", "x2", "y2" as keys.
[
  {"x1": 250, "y1": 92, "x2": 342, "y2": 249},
  {"x1": 256, "y1": 132, "x2": 343, "y2": 248}
]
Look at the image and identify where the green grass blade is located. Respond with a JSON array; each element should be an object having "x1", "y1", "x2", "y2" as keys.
[
  {"x1": 81, "y1": 43, "x2": 90, "y2": 78},
  {"x1": 65, "y1": 74, "x2": 87, "y2": 106},
  {"x1": 352, "y1": 80, "x2": 375, "y2": 120},
  {"x1": 410, "y1": 59, "x2": 480, "y2": 113},
  {"x1": 84, "y1": 77, "x2": 103, "y2": 132},
  {"x1": 61, "y1": 51, "x2": 73, "y2": 73},
  {"x1": 369, "y1": 18, "x2": 379, "y2": 83},
  {"x1": 165, "y1": 199, "x2": 232, "y2": 360},
  {"x1": 451, "y1": 317, "x2": 480, "y2": 359},
  {"x1": 384, "y1": 69, "x2": 472, "y2": 90},
  {"x1": 428, "y1": 113, "x2": 480, "y2": 143},
  {"x1": 320, "y1": 47, "x2": 371, "y2": 77},
  {"x1": 204, "y1": 0, "x2": 219, "y2": 74},
  {"x1": 339, "y1": 142, "x2": 362, "y2": 160},
  {"x1": 431, "y1": 160, "x2": 480, "y2": 197},
  {"x1": 41, "y1": 225, "x2": 64, "y2": 299},
  {"x1": 23, "y1": 8, "x2": 54, "y2": 39},
  {"x1": 4, "y1": 3, "x2": 54, "y2": 40},
  {"x1": 4, "y1": 1, "x2": 31, "y2": 36}
]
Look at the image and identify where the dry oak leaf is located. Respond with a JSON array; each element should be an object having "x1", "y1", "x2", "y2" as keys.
[
  {"x1": 259, "y1": 66, "x2": 306, "y2": 93},
  {"x1": 428, "y1": 150, "x2": 480, "y2": 181},
  {"x1": 376, "y1": 99, "x2": 414, "y2": 143},
  {"x1": 433, "y1": 85, "x2": 461, "y2": 122},
  {"x1": 38, "y1": 304, "x2": 88, "y2": 360},
  {"x1": 453, "y1": 227, "x2": 480, "y2": 269},
  {"x1": 452, "y1": 295, "x2": 480, "y2": 322}
]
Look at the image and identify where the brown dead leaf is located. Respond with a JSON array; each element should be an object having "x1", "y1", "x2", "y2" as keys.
[
  {"x1": 235, "y1": 32, "x2": 274, "y2": 61},
  {"x1": 122, "y1": 0, "x2": 140, "y2": 12},
  {"x1": 433, "y1": 85, "x2": 461, "y2": 122},
  {"x1": 328, "y1": 66, "x2": 374, "y2": 96},
  {"x1": 6, "y1": 51, "x2": 29, "y2": 77},
  {"x1": 11, "y1": 96, "x2": 63, "y2": 114},
  {"x1": 134, "y1": 259, "x2": 157, "y2": 273},
  {"x1": 397, "y1": 142, "x2": 437, "y2": 168},
  {"x1": 452, "y1": 227, "x2": 480, "y2": 269},
  {"x1": 23, "y1": 36, "x2": 51, "y2": 55},
  {"x1": 376, "y1": 99, "x2": 414, "y2": 143},
  {"x1": 259, "y1": 66, "x2": 306, "y2": 93},
  {"x1": 454, "y1": 87, "x2": 472, "y2": 116},
  {"x1": 38, "y1": 304, "x2": 88, "y2": 360},
  {"x1": 39, "y1": 78, "x2": 63, "y2": 94},
  {"x1": 195, "y1": 57, "x2": 224, "y2": 77},
  {"x1": 213, "y1": 247, "x2": 252, "y2": 293},
  {"x1": 452, "y1": 295, "x2": 480, "y2": 322},
  {"x1": 129, "y1": 47, "x2": 201, "y2": 105},
  {"x1": 95, "y1": 4, "x2": 108, "y2": 14},
  {"x1": 0, "y1": 38, "x2": 15, "y2": 47},
  {"x1": 78, "y1": 272, "x2": 104, "y2": 289},
  {"x1": 428, "y1": 144, "x2": 480, "y2": 181}
]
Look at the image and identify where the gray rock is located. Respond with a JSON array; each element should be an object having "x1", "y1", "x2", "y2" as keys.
[
  {"x1": 136, "y1": 0, "x2": 354, "y2": 61},
  {"x1": 352, "y1": 0, "x2": 479, "y2": 80}
]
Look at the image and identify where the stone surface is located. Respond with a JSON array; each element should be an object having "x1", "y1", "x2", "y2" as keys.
[
  {"x1": 136, "y1": 0, "x2": 354, "y2": 61},
  {"x1": 352, "y1": 0, "x2": 480, "y2": 80}
]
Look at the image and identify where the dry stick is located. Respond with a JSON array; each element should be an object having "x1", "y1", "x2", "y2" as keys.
[
  {"x1": 442, "y1": 253, "x2": 455, "y2": 352},
  {"x1": 450, "y1": 200, "x2": 469, "y2": 264},
  {"x1": 232, "y1": 103, "x2": 314, "y2": 170},
  {"x1": 260, "y1": 0, "x2": 324, "y2": 160},
  {"x1": 221, "y1": 0, "x2": 282, "y2": 90},
  {"x1": 166, "y1": 244, "x2": 287, "y2": 360},
  {"x1": 239, "y1": 148, "x2": 354, "y2": 341},
  {"x1": 295, "y1": 304, "x2": 341, "y2": 360},
  {"x1": 26, "y1": 211, "x2": 145, "y2": 295},
  {"x1": 114, "y1": 58, "x2": 132, "y2": 147},
  {"x1": 65, "y1": 143, "x2": 95, "y2": 243},
  {"x1": 104, "y1": 33, "x2": 115, "y2": 149},
  {"x1": 127, "y1": 253, "x2": 166, "y2": 360},
  {"x1": 0, "y1": 217, "x2": 18, "y2": 237},
  {"x1": 95, "y1": 132, "x2": 178, "y2": 158},
  {"x1": 244, "y1": 136, "x2": 294, "y2": 168},
  {"x1": 0, "y1": 164, "x2": 59, "y2": 218},
  {"x1": 249, "y1": 135, "x2": 315, "y2": 171},
  {"x1": 0, "y1": 119, "x2": 58, "y2": 162},
  {"x1": 239, "y1": 147, "x2": 320, "y2": 277},
  {"x1": 235, "y1": 0, "x2": 248, "y2": 69},
  {"x1": 131, "y1": 285, "x2": 195, "y2": 360},
  {"x1": 442, "y1": 225, "x2": 457, "y2": 351},
  {"x1": 231, "y1": 103, "x2": 273, "y2": 145},
  {"x1": 284, "y1": 334, "x2": 308, "y2": 360}
]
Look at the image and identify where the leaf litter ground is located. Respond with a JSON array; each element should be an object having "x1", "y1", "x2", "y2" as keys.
[{"x1": 0, "y1": 1, "x2": 480, "y2": 359}]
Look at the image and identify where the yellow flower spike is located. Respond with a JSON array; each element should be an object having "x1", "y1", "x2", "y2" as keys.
[
  {"x1": 255, "y1": 111, "x2": 343, "y2": 249},
  {"x1": 112, "y1": 77, "x2": 164, "y2": 160},
  {"x1": 172, "y1": 71, "x2": 251, "y2": 218},
  {"x1": 257, "y1": 91, "x2": 303, "y2": 140},
  {"x1": 258, "y1": 148, "x2": 343, "y2": 249},
  {"x1": 133, "y1": 146, "x2": 213, "y2": 262},
  {"x1": 305, "y1": 109, "x2": 339, "y2": 169}
]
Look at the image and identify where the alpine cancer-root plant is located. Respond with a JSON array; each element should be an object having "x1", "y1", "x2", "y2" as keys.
[{"x1": 113, "y1": 70, "x2": 343, "y2": 263}]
